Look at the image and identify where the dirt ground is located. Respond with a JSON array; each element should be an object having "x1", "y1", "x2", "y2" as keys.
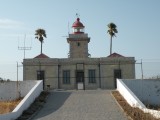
[
  {"x1": 0, "y1": 99, "x2": 22, "y2": 114},
  {"x1": 112, "y1": 91, "x2": 159, "y2": 120}
]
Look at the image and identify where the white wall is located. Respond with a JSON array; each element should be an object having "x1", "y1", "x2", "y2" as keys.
[
  {"x1": 0, "y1": 80, "x2": 43, "y2": 120},
  {"x1": 0, "y1": 80, "x2": 37, "y2": 101},
  {"x1": 117, "y1": 79, "x2": 145, "y2": 108},
  {"x1": 117, "y1": 79, "x2": 160, "y2": 119},
  {"x1": 122, "y1": 79, "x2": 160, "y2": 105}
]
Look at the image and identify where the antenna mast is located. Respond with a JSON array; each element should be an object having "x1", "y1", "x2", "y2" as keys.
[
  {"x1": 76, "y1": 13, "x2": 80, "y2": 18},
  {"x1": 68, "y1": 22, "x2": 70, "y2": 35},
  {"x1": 18, "y1": 34, "x2": 32, "y2": 59}
]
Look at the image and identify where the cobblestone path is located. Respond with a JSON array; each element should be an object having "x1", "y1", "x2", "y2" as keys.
[{"x1": 31, "y1": 90, "x2": 128, "y2": 120}]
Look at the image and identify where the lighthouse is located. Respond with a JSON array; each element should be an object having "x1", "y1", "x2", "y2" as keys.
[
  {"x1": 67, "y1": 17, "x2": 90, "y2": 58},
  {"x1": 23, "y1": 16, "x2": 135, "y2": 90}
]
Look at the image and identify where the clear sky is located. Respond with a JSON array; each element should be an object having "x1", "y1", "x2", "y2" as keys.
[{"x1": 0, "y1": 0, "x2": 160, "y2": 80}]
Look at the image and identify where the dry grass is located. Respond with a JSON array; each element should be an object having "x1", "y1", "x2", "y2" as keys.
[
  {"x1": 0, "y1": 99, "x2": 22, "y2": 114},
  {"x1": 112, "y1": 91, "x2": 159, "y2": 120}
]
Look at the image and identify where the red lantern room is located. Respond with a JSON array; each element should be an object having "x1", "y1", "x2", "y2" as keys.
[{"x1": 72, "y1": 18, "x2": 85, "y2": 34}]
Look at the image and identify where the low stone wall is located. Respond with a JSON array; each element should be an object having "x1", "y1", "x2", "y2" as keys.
[
  {"x1": 0, "y1": 80, "x2": 37, "y2": 101},
  {"x1": 117, "y1": 79, "x2": 160, "y2": 119}
]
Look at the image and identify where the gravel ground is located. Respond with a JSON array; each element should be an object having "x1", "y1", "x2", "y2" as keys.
[{"x1": 31, "y1": 90, "x2": 128, "y2": 120}]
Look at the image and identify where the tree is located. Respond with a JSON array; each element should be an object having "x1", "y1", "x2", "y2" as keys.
[
  {"x1": 35, "y1": 28, "x2": 47, "y2": 54},
  {"x1": 107, "y1": 23, "x2": 118, "y2": 55}
]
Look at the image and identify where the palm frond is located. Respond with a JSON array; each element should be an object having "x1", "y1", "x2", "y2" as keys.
[
  {"x1": 35, "y1": 28, "x2": 47, "y2": 40},
  {"x1": 107, "y1": 22, "x2": 118, "y2": 36},
  {"x1": 35, "y1": 28, "x2": 47, "y2": 54},
  {"x1": 113, "y1": 28, "x2": 118, "y2": 33}
]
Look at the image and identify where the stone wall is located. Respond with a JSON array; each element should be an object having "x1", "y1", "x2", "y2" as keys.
[{"x1": 23, "y1": 57, "x2": 135, "y2": 90}]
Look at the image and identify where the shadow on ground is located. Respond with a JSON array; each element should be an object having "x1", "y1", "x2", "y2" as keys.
[{"x1": 32, "y1": 90, "x2": 72, "y2": 119}]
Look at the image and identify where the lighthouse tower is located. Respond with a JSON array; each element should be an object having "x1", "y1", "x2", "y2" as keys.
[{"x1": 67, "y1": 17, "x2": 90, "y2": 58}]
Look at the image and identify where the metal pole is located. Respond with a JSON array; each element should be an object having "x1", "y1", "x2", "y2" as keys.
[
  {"x1": 58, "y1": 64, "x2": 60, "y2": 89},
  {"x1": 98, "y1": 62, "x2": 101, "y2": 88},
  {"x1": 24, "y1": 35, "x2": 26, "y2": 59},
  {"x1": 18, "y1": 34, "x2": 31, "y2": 59},
  {"x1": 16, "y1": 62, "x2": 19, "y2": 99},
  {"x1": 17, "y1": 62, "x2": 18, "y2": 82},
  {"x1": 141, "y1": 59, "x2": 144, "y2": 79}
]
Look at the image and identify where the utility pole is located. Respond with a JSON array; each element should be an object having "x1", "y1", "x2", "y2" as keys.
[
  {"x1": 17, "y1": 62, "x2": 18, "y2": 82},
  {"x1": 18, "y1": 35, "x2": 32, "y2": 81},
  {"x1": 141, "y1": 59, "x2": 144, "y2": 79},
  {"x1": 16, "y1": 62, "x2": 20, "y2": 99},
  {"x1": 16, "y1": 62, "x2": 23, "y2": 98}
]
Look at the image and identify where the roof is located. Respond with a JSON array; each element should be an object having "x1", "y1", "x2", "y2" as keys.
[
  {"x1": 72, "y1": 18, "x2": 84, "y2": 28},
  {"x1": 107, "y1": 53, "x2": 124, "y2": 58},
  {"x1": 34, "y1": 53, "x2": 50, "y2": 58}
]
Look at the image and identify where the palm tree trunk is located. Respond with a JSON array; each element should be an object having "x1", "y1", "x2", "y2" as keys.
[
  {"x1": 41, "y1": 42, "x2": 42, "y2": 54},
  {"x1": 110, "y1": 36, "x2": 112, "y2": 55}
]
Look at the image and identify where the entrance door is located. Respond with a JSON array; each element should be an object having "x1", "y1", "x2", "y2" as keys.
[
  {"x1": 37, "y1": 70, "x2": 45, "y2": 89},
  {"x1": 114, "y1": 69, "x2": 122, "y2": 88},
  {"x1": 37, "y1": 70, "x2": 45, "y2": 80},
  {"x1": 76, "y1": 71, "x2": 84, "y2": 90},
  {"x1": 76, "y1": 71, "x2": 84, "y2": 83}
]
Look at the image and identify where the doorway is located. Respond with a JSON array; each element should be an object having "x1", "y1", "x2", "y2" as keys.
[
  {"x1": 76, "y1": 71, "x2": 84, "y2": 83},
  {"x1": 114, "y1": 69, "x2": 122, "y2": 88},
  {"x1": 76, "y1": 71, "x2": 84, "y2": 90},
  {"x1": 37, "y1": 70, "x2": 45, "y2": 89}
]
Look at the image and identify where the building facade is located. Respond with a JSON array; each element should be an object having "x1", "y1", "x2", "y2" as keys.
[{"x1": 23, "y1": 17, "x2": 135, "y2": 90}]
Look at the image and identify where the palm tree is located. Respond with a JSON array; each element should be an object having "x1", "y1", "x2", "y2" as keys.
[
  {"x1": 35, "y1": 28, "x2": 47, "y2": 54},
  {"x1": 107, "y1": 23, "x2": 118, "y2": 55}
]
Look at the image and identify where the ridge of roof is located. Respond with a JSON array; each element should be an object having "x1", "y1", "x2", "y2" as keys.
[
  {"x1": 34, "y1": 53, "x2": 50, "y2": 58},
  {"x1": 107, "y1": 52, "x2": 124, "y2": 58}
]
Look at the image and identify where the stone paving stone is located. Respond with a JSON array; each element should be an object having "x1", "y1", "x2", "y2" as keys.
[{"x1": 31, "y1": 90, "x2": 128, "y2": 120}]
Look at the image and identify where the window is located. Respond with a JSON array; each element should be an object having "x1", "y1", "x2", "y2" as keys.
[
  {"x1": 63, "y1": 70, "x2": 70, "y2": 84},
  {"x1": 88, "y1": 70, "x2": 96, "y2": 83}
]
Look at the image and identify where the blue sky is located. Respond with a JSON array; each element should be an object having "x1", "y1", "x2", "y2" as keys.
[{"x1": 0, "y1": 0, "x2": 160, "y2": 80}]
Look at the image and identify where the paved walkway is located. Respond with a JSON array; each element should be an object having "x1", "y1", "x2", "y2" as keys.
[{"x1": 31, "y1": 90, "x2": 128, "y2": 120}]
